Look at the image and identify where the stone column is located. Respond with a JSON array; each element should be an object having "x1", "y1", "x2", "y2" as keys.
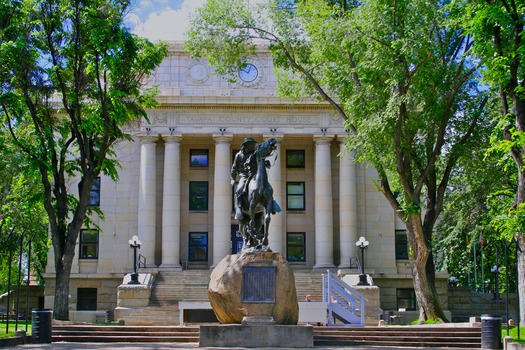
[
  {"x1": 313, "y1": 135, "x2": 335, "y2": 269},
  {"x1": 338, "y1": 140, "x2": 358, "y2": 268},
  {"x1": 265, "y1": 134, "x2": 284, "y2": 253},
  {"x1": 212, "y1": 135, "x2": 233, "y2": 267},
  {"x1": 161, "y1": 134, "x2": 182, "y2": 268},
  {"x1": 138, "y1": 135, "x2": 158, "y2": 266}
]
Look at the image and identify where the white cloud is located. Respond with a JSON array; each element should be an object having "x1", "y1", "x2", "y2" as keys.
[{"x1": 128, "y1": 0, "x2": 207, "y2": 41}]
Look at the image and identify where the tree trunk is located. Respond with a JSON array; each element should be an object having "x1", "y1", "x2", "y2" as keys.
[
  {"x1": 407, "y1": 214, "x2": 448, "y2": 323},
  {"x1": 53, "y1": 256, "x2": 73, "y2": 320}
]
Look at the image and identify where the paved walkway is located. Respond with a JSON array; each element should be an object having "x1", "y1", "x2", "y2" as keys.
[{"x1": 5, "y1": 342, "x2": 471, "y2": 350}]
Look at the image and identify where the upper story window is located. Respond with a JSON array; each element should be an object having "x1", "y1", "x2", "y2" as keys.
[
  {"x1": 189, "y1": 181, "x2": 209, "y2": 210},
  {"x1": 88, "y1": 177, "x2": 101, "y2": 207},
  {"x1": 190, "y1": 149, "x2": 209, "y2": 168},
  {"x1": 286, "y1": 150, "x2": 305, "y2": 168},
  {"x1": 79, "y1": 229, "x2": 99, "y2": 259},
  {"x1": 286, "y1": 182, "x2": 305, "y2": 210},
  {"x1": 395, "y1": 230, "x2": 409, "y2": 260}
]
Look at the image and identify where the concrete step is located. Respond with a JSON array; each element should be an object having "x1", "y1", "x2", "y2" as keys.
[
  {"x1": 52, "y1": 325, "x2": 199, "y2": 343},
  {"x1": 52, "y1": 324, "x2": 482, "y2": 348},
  {"x1": 313, "y1": 325, "x2": 482, "y2": 348}
]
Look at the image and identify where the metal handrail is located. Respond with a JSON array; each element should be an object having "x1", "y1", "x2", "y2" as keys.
[
  {"x1": 323, "y1": 270, "x2": 367, "y2": 326},
  {"x1": 138, "y1": 254, "x2": 147, "y2": 269}
]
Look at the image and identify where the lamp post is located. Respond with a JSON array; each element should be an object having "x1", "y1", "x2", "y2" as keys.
[
  {"x1": 128, "y1": 235, "x2": 142, "y2": 284},
  {"x1": 491, "y1": 264, "x2": 500, "y2": 301},
  {"x1": 355, "y1": 236, "x2": 370, "y2": 285}
]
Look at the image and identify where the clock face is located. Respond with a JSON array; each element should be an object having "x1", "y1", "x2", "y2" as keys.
[{"x1": 238, "y1": 63, "x2": 258, "y2": 83}]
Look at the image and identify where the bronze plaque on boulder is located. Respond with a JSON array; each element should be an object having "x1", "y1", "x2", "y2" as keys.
[{"x1": 242, "y1": 266, "x2": 275, "y2": 303}]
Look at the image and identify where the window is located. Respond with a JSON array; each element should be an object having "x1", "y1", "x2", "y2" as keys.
[
  {"x1": 190, "y1": 149, "x2": 209, "y2": 167},
  {"x1": 77, "y1": 288, "x2": 97, "y2": 310},
  {"x1": 88, "y1": 177, "x2": 101, "y2": 206},
  {"x1": 396, "y1": 288, "x2": 417, "y2": 311},
  {"x1": 287, "y1": 233, "x2": 305, "y2": 262},
  {"x1": 79, "y1": 229, "x2": 98, "y2": 259},
  {"x1": 189, "y1": 181, "x2": 208, "y2": 210},
  {"x1": 189, "y1": 232, "x2": 208, "y2": 262},
  {"x1": 395, "y1": 230, "x2": 409, "y2": 260},
  {"x1": 287, "y1": 182, "x2": 305, "y2": 210},
  {"x1": 286, "y1": 150, "x2": 305, "y2": 168}
]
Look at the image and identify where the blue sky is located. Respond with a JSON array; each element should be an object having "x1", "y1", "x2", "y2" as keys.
[{"x1": 126, "y1": 0, "x2": 207, "y2": 41}]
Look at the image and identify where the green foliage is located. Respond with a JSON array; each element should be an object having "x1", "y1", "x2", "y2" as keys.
[
  {"x1": 0, "y1": 124, "x2": 48, "y2": 292},
  {"x1": 0, "y1": 0, "x2": 168, "y2": 319},
  {"x1": 186, "y1": 0, "x2": 489, "y2": 322},
  {"x1": 434, "y1": 96, "x2": 519, "y2": 291}
]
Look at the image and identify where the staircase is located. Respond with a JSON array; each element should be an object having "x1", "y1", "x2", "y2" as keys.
[
  {"x1": 314, "y1": 325, "x2": 482, "y2": 348},
  {"x1": 149, "y1": 269, "x2": 325, "y2": 306},
  {"x1": 323, "y1": 270, "x2": 366, "y2": 326},
  {"x1": 293, "y1": 270, "x2": 324, "y2": 302},
  {"x1": 149, "y1": 270, "x2": 210, "y2": 306},
  {"x1": 52, "y1": 324, "x2": 199, "y2": 343},
  {"x1": 51, "y1": 324, "x2": 482, "y2": 348}
]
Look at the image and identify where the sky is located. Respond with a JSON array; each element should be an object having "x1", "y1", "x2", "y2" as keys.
[{"x1": 125, "y1": 0, "x2": 208, "y2": 41}]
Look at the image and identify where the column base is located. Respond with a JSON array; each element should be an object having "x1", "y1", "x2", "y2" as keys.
[
  {"x1": 313, "y1": 263, "x2": 336, "y2": 271},
  {"x1": 159, "y1": 263, "x2": 182, "y2": 271}
]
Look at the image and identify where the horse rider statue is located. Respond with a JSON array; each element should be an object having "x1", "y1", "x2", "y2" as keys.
[{"x1": 231, "y1": 137, "x2": 281, "y2": 222}]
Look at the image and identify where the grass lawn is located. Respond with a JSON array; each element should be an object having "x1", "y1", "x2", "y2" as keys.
[
  {"x1": 505, "y1": 326, "x2": 525, "y2": 344},
  {"x1": 0, "y1": 321, "x2": 32, "y2": 338}
]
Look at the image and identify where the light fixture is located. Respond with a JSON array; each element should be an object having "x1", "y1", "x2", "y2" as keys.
[
  {"x1": 168, "y1": 127, "x2": 176, "y2": 135},
  {"x1": 491, "y1": 265, "x2": 501, "y2": 300},
  {"x1": 128, "y1": 235, "x2": 142, "y2": 285},
  {"x1": 321, "y1": 128, "x2": 327, "y2": 136},
  {"x1": 145, "y1": 127, "x2": 151, "y2": 135},
  {"x1": 219, "y1": 128, "x2": 226, "y2": 135},
  {"x1": 270, "y1": 128, "x2": 277, "y2": 135},
  {"x1": 355, "y1": 236, "x2": 370, "y2": 285}
]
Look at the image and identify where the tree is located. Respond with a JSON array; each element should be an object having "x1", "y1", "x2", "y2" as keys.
[
  {"x1": 0, "y1": 128, "x2": 49, "y2": 292},
  {"x1": 186, "y1": 0, "x2": 488, "y2": 322},
  {"x1": 453, "y1": 0, "x2": 525, "y2": 324},
  {"x1": 0, "y1": 0, "x2": 168, "y2": 320},
  {"x1": 434, "y1": 98, "x2": 516, "y2": 291}
]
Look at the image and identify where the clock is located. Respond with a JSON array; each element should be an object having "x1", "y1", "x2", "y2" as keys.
[
  {"x1": 189, "y1": 63, "x2": 208, "y2": 82},
  {"x1": 238, "y1": 63, "x2": 258, "y2": 83}
]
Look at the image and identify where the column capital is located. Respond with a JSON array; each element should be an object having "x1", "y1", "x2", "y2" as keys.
[
  {"x1": 138, "y1": 135, "x2": 159, "y2": 144},
  {"x1": 313, "y1": 135, "x2": 334, "y2": 144},
  {"x1": 338, "y1": 136, "x2": 349, "y2": 145},
  {"x1": 263, "y1": 134, "x2": 284, "y2": 143},
  {"x1": 161, "y1": 134, "x2": 183, "y2": 143},
  {"x1": 212, "y1": 134, "x2": 233, "y2": 143}
]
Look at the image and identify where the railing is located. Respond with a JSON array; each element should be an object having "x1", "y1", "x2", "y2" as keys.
[
  {"x1": 323, "y1": 270, "x2": 367, "y2": 326},
  {"x1": 138, "y1": 254, "x2": 147, "y2": 269}
]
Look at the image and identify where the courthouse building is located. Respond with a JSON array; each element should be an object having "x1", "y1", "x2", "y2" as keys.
[{"x1": 43, "y1": 42, "x2": 450, "y2": 321}]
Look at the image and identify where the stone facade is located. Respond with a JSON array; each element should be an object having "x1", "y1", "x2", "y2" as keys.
[{"x1": 42, "y1": 42, "x2": 448, "y2": 321}]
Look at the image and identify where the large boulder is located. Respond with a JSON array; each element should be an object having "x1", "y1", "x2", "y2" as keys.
[{"x1": 208, "y1": 251, "x2": 298, "y2": 325}]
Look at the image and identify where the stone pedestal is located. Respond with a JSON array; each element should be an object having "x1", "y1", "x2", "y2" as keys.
[
  {"x1": 208, "y1": 251, "x2": 298, "y2": 325},
  {"x1": 200, "y1": 324, "x2": 313, "y2": 348},
  {"x1": 114, "y1": 273, "x2": 154, "y2": 323}
]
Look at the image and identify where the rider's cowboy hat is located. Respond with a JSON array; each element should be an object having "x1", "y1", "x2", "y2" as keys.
[{"x1": 241, "y1": 137, "x2": 257, "y2": 146}]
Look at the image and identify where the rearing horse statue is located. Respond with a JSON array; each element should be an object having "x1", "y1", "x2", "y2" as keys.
[{"x1": 238, "y1": 138, "x2": 280, "y2": 251}]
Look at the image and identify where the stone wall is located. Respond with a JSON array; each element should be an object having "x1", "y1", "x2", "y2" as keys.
[{"x1": 447, "y1": 286, "x2": 517, "y2": 322}]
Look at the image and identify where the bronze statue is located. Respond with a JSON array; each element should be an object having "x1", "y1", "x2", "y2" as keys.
[{"x1": 231, "y1": 137, "x2": 281, "y2": 251}]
